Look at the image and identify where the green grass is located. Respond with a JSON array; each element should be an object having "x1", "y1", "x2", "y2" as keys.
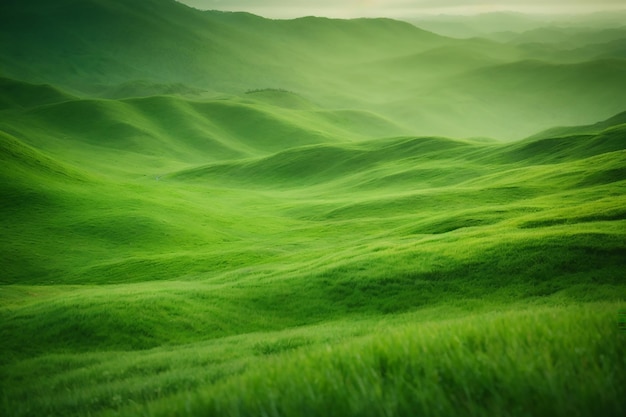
[
  {"x1": 2, "y1": 303, "x2": 624, "y2": 417},
  {"x1": 149, "y1": 304, "x2": 625, "y2": 417},
  {"x1": 1, "y1": 90, "x2": 626, "y2": 414},
  {"x1": 1, "y1": 2, "x2": 626, "y2": 415}
]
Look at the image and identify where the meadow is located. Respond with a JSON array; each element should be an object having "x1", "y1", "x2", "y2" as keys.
[{"x1": 1, "y1": 0, "x2": 626, "y2": 416}]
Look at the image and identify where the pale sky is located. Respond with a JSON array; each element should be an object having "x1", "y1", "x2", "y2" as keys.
[{"x1": 178, "y1": 0, "x2": 626, "y2": 18}]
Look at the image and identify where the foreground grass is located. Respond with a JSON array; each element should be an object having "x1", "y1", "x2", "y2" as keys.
[
  {"x1": 2, "y1": 303, "x2": 623, "y2": 416},
  {"x1": 173, "y1": 304, "x2": 625, "y2": 417}
]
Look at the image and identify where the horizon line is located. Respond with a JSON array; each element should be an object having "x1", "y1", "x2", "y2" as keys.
[{"x1": 177, "y1": 2, "x2": 626, "y2": 20}]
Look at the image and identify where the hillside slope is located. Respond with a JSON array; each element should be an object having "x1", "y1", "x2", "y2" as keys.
[
  {"x1": 527, "y1": 110, "x2": 626, "y2": 140},
  {"x1": 0, "y1": 82, "x2": 409, "y2": 176},
  {"x1": 2, "y1": 101, "x2": 625, "y2": 290},
  {"x1": 0, "y1": 0, "x2": 444, "y2": 96},
  {"x1": 0, "y1": 77, "x2": 75, "y2": 109}
]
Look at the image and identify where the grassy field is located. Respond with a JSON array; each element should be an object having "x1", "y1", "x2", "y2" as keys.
[
  {"x1": 1, "y1": 86, "x2": 625, "y2": 415},
  {"x1": 1, "y1": 0, "x2": 626, "y2": 416}
]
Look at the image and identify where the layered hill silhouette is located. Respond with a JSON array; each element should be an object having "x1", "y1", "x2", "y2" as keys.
[{"x1": 2, "y1": 0, "x2": 626, "y2": 138}]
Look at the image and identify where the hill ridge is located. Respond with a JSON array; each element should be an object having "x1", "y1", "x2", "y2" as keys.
[{"x1": 0, "y1": 77, "x2": 75, "y2": 109}]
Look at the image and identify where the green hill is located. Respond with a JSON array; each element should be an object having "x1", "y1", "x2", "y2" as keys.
[
  {"x1": 2, "y1": 96, "x2": 625, "y2": 287},
  {"x1": 0, "y1": 77, "x2": 75, "y2": 109},
  {"x1": 527, "y1": 110, "x2": 626, "y2": 140},
  {"x1": 0, "y1": 91, "x2": 409, "y2": 176}
]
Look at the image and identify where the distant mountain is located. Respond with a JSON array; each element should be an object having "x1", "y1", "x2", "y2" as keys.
[
  {"x1": 507, "y1": 26, "x2": 626, "y2": 47},
  {"x1": 408, "y1": 12, "x2": 545, "y2": 38},
  {"x1": 408, "y1": 11, "x2": 626, "y2": 39},
  {"x1": 0, "y1": 0, "x2": 444, "y2": 95},
  {"x1": 2, "y1": 0, "x2": 625, "y2": 138},
  {"x1": 397, "y1": 59, "x2": 626, "y2": 139}
]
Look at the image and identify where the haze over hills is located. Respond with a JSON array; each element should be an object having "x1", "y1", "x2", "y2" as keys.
[
  {"x1": 2, "y1": 0, "x2": 626, "y2": 138},
  {"x1": 408, "y1": 11, "x2": 626, "y2": 38},
  {"x1": 1, "y1": 0, "x2": 626, "y2": 416}
]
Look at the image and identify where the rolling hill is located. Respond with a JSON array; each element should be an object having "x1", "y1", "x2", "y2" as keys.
[
  {"x1": 1, "y1": 81, "x2": 625, "y2": 292},
  {"x1": 2, "y1": 96, "x2": 625, "y2": 414},
  {"x1": 0, "y1": 77, "x2": 75, "y2": 109}
]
